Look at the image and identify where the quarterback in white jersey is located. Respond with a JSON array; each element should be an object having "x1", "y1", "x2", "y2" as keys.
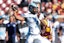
[
  {"x1": 22, "y1": 13, "x2": 40, "y2": 35},
  {"x1": 14, "y1": 2, "x2": 51, "y2": 43}
]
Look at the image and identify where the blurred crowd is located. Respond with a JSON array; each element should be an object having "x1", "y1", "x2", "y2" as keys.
[{"x1": 0, "y1": 0, "x2": 64, "y2": 43}]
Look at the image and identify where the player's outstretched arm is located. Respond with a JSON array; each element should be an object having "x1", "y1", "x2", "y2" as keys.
[{"x1": 14, "y1": 10, "x2": 25, "y2": 21}]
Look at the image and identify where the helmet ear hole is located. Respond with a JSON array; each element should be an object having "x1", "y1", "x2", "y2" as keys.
[
  {"x1": 29, "y1": 5, "x2": 37, "y2": 14},
  {"x1": 29, "y1": 5, "x2": 34, "y2": 13}
]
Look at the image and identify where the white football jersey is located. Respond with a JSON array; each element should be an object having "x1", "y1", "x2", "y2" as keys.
[{"x1": 22, "y1": 13, "x2": 40, "y2": 34}]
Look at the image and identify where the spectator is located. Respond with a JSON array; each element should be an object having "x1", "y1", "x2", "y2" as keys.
[
  {"x1": 17, "y1": 20, "x2": 29, "y2": 43},
  {"x1": 52, "y1": 18, "x2": 60, "y2": 43},
  {"x1": 18, "y1": 0, "x2": 29, "y2": 8},
  {"x1": 0, "y1": 17, "x2": 8, "y2": 43},
  {"x1": 60, "y1": 9, "x2": 64, "y2": 15},
  {"x1": 6, "y1": 16, "x2": 18, "y2": 43},
  {"x1": 41, "y1": 2, "x2": 46, "y2": 13},
  {"x1": 2, "y1": 10, "x2": 10, "y2": 24},
  {"x1": 56, "y1": 26, "x2": 63, "y2": 43}
]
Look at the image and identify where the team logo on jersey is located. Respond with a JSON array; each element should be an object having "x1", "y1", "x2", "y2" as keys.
[{"x1": 13, "y1": 24, "x2": 16, "y2": 27}]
